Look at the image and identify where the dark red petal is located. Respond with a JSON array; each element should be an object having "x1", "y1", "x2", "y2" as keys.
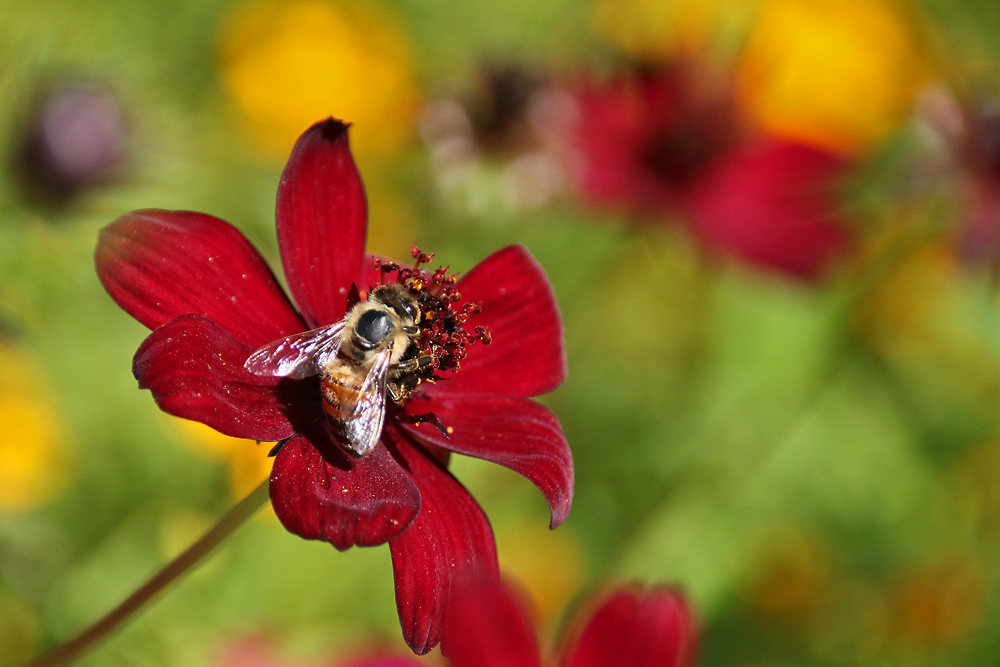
[
  {"x1": 444, "y1": 245, "x2": 565, "y2": 398},
  {"x1": 562, "y1": 587, "x2": 697, "y2": 667},
  {"x1": 385, "y1": 428, "x2": 499, "y2": 655},
  {"x1": 133, "y1": 314, "x2": 308, "y2": 441},
  {"x1": 269, "y1": 433, "x2": 420, "y2": 550},
  {"x1": 686, "y1": 139, "x2": 852, "y2": 281},
  {"x1": 96, "y1": 209, "x2": 305, "y2": 348},
  {"x1": 276, "y1": 118, "x2": 367, "y2": 328},
  {"x1": 402, "y1": 395, "x2": 573, "y2": 528},
  {"x1": 444, "y1": 577, "x2": 542, "y2": 667}
]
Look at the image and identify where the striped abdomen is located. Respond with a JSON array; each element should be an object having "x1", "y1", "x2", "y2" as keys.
[{"x1": 320, "y1": 365, "x2": 364, "y2": 423}]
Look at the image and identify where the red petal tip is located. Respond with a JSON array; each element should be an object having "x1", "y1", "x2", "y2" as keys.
[{"x1": 307, "y1": 117, "x2": 352, "y2": 143}]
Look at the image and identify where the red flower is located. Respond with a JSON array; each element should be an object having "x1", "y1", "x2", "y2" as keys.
[
  {"x1": 95, "y1": 118, "x2": 573, "y2": 654},
  {"x1": 911, "y1": 89, "x2": 1000, "y2": 265},
  {"x1": 685, "y1": 139, "x2": 853, "y2": 280},
  {"x1": 444, "y1": 578, "x2": 697, "y2": 666},
  {"x1": 952, "y1": 104, "x2": 1000, "y2": 265},
  {"x1": 570, "y1": 63, "x2": 852, "y2": 281},
  {"x1": 572, "y1": 63, "x2": 739, "y2": 215}
]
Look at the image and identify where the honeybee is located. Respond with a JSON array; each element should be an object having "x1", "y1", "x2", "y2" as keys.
[{"x1": 244, "y1": 283, "x2": 429, "y2": 457}]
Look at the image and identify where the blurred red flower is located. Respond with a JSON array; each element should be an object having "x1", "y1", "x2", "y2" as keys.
[
  {"x1": 911, "y1": 88, "x2": 1000, "y2": 266},
  {"x1": 444, "y1": 578, "x2": 697, "y2": 666},
  {"x1": 95, "y1": 118, "x2": 573, "y2": 654},
  {"x1": 570, "y1": 63, "x2": 853, "y2": 281},
  {"x1": 951, "y1": 106, "x2": 1000, "y2": 265}
]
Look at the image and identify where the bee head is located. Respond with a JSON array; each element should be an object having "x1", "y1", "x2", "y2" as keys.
[{"x1": 370, "y1": 283, "x2": 420, "y2": 326}]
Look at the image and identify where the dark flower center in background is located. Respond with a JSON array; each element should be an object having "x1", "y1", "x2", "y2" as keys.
[
  {"x1": 15, "y1": 80, "x2": 129, "y2": 207},
  {"x1": 468, "y1": 64, "x2": 540, "y2": 154},
  {"x1": 956, "y1": 105, "x2": 1000, "y2": 266},
  {"x1": 633, "y1": 63, "x2": 737, "y2": 190},
  {"x1": 639, "y1": 117, "x2": 726, "y2": 188},
  {"x1": 975, "y1": 113, "x2": 1000, "y2": 180}
]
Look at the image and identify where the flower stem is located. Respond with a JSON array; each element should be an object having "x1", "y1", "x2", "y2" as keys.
[{"x1": 23, "y1": 480, "x2": 270, "y2": 667}]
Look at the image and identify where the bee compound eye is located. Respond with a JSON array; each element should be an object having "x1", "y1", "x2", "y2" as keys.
[
  {"x1": 399, "y1": 300, "x2": 418, "y2": 321},
  {"x1": 355, "y1": 309, "x2": 393, "y2": 346}
]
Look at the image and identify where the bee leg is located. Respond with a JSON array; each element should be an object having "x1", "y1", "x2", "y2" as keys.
[
  {"x1": 394, "y1": 354, "x2": 434, "y2": 374},
  {"x1": 389, "y1": 373, "x2": 424, "y2": 403},
  {"x1": 387, "y1": 382, "x2": 402, "y2": 403},
  {"x1": 393, "y1": 358, "x2": 417, "y2": 373}
]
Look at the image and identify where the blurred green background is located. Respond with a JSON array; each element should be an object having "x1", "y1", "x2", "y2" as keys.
[{"x1": 4, "y1": 0, "x2": 1000, "y2": 665}]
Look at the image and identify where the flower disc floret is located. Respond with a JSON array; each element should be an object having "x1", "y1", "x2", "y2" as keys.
[{"x1": 371, "y1": 245, "x2": 492, "y2": 384}]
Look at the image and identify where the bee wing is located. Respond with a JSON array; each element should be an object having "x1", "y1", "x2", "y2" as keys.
[
  {"x1": 342, "y1": 347, "x2": 393, "y2": 457},
  {"x1": 244, "y1": 322, "x2": 345, "y2": 379}
]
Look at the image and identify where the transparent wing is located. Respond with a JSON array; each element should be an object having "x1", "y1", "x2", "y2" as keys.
[
  {"x1": 244, "y1": 322, "x2": 345, "y2": 379},
  {"x1": 342, "y1": 347, "x2": 392, "y2": 457}
]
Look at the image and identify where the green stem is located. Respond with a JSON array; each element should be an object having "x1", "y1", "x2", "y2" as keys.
[{"x1": 23, "y1": 480, "x2": 270, "y2": 667}]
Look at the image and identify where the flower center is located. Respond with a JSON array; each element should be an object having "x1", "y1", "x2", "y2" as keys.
[
  {"x1": 975, "y1": 113, "x2": 1000, "y2": 180},
  {"x1": 640, "y1": 122, "x2": 720, "y2": 186},
  {"x1": 371, "y1": 245, "x2": 491, "y2": 401}
]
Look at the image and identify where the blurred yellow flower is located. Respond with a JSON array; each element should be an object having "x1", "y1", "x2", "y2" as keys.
[
  {"x1": 736, "y1": 0, "x2": 931, "y2": 155},
  {"x1": 854, "y1": 240, "x2": 959, "y2": 357},
  {"x1": 743, "y1": 523, "x2": 832, "y2": 617},
  {"x1": 0, "y1": 349, "x2": 69, "y2": 512},
  {"x1": 218, "y1": 0, "x2": 420, "y2": 157},
  {"x1": 951, "y1": 440, "x2": 1000, "y2": 537},
  {"x1": 170, "y1": 417, "x2": 273, "y2": 503},
  {"x1": 854, "y1": 236, "x2": 1000, "y2": 417},
  {"x1": 592, "y1": 0, "x2": 756, "y2": 59},
  {"x1": 888, "y1": 552, "x2": 984, "y2": 648},
  {"x1": 495, "y1": 519, "x2": 585, "y2": 627}
]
